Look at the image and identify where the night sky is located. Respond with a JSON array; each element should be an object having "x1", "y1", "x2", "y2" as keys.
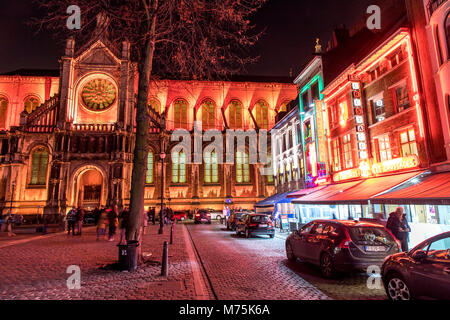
[{"x1": 0, "y1": 0, "x2": 375, "y2": 77}]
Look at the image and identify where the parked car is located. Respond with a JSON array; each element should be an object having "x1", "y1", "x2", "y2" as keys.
[
  {"x1": 285, "y1": 219, "x2": 400, "y2": 278},
  {"x1": 381, "y1": 231, "x2": 450, "y2": 300},
  {"x1": 194, "y1": 209, "x2": 211, "y2": 224},
  {"x1": 171, "y1": 211, "x2": 188, "y2": 222},
  {"x1": 235, "y1": 213, "x2": 275, "y2": 238},
  {"x1": 206, "y1": 209, "x2": 223, "y2": 221},
  {"x1": 227, "y1": 211, "x2": 247, "y2": 231}
]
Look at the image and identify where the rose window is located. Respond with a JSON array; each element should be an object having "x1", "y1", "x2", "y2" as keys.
[{"x1": 81, "y1": 79, "x2": 116, "y2": 111}]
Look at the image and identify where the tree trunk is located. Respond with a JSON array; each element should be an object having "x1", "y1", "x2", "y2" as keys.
[{"x1": 126, "y1": 9, "x2": 158, "y2": 241}]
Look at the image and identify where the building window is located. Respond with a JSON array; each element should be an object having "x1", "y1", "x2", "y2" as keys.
[
  {"x1": 282, "y1": 134, "x2": 286, "y2": 152},
  {"x1": 400, "y1": 128, "x2": 418, "y2": 157},
  {"x1": 0, "y1": 97, "x2": 7, "y2": 128},
  {"x1": 254, "y1": 101, "x2": 269, "y2": 130},
  {"x1": 339, "y1": 100, "x2": 348, "y2": 126},
  {"x1": 288, "y1": 131, "x2": 293, "y2": 149},
  {"x1": 376, "y1": 135, "x2": 392, "y2": 162},
  {"x1": 172, "y1": 150, "x2": 186, "y2": 183},
  {"x1": 304, "y1": 119, "x2": 312, "y2": 141},
  {"x1": 148, "y1": 99, "x2": 162, "y2": 114},
  {"x1": 278, "y1": 102, "x2": 287, "y2": 113},
  {"x1": 394, "y1": 85, "x2": 410, "y2": 112},
  {"x1": 228, "y1": 100, "x2": 243, "y2": 129},
  {"x1": 311, "y1": 81, "x2": 320, "y2": 101},
  {"x1": 30, "y1": 147, "x2": 49, "y2": 185},
  {"x1": 24, "y1": 96, "x2": 40, "y2": 114},
  {"x1": 265, "y1": 152, "x2": 273, "y2": 183},
  {"x1": 146, "y1": 152, "x2": 154, "y2": 184},
  {"x1": 296, "y1": 123, "x2": 302, "y2": 144},
  {"x1": 236, "y1": 151, "x2": 250, "y2": 183},
  {"x1": 343, "y1": 134, "x2": 353, "y2": 169},
  {"x1": 446, "y1": 12, "x2": 450, "y2": 60},
  {"x1": 204, "y1": 150, "x2": 219, "y2": 183},
  {"x1": 332, "y1": 139, "x2": 341, "y2": 172},
  {"x1": 301, "y1": 91, "x2": 310, "y2": 112},
  {"x1": 388, "y1": 47, "x2": 405, "y2": 68},
  {"x1": 371, "y1": 97, "x2": 385, "y2": 123},
  {"x1": 173, "y1": 99, "x2": 188, "y2": 129},
  {"x1": 201, "y1": 100, "x2": 215, "y2": 130},
  {"x1": 435, "y1": 25, "x2": 444, "y2": 66}
]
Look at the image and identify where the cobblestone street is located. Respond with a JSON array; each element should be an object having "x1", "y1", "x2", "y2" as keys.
[{"x1": 0, "y1": 221, "x2": 387, "y2": 300}]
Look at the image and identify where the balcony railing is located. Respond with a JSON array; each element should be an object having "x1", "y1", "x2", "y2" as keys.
[{"x1": 428, "y1": 0, "x2": 448, "y2": 18}]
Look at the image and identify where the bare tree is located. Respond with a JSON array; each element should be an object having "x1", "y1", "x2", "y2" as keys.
[{"x1": 33, "y1": 0, "x2": 266, "y2": 244}]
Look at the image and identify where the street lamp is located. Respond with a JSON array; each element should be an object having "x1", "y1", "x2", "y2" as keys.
[{"x1": 159, "y1": 151, "x2": 166, "y2": 234}]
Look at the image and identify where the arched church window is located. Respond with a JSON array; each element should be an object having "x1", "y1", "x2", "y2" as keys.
[
  {"x1": 228, "y1": 100, "x2": 243, "y2": 129},
  {"x1": 254, "y1": 100, "x2": 269, "y2": 130},
  {"x1": 146, "y1": 152, "x2": 154, "y2": 184},
  {"x1": 201, "y1": 100, "x2": 215, "y2": 130},
  {"x1": 204, "y1": 150, "x2": 219, "y2": 183},
  {"x1": 172, "y1": 150, "x2": 186, "y2": 183},
  {"x1": 173, "y1": 99, "x2": 188, "y2": 129},
  {"x1": 24, "y1": 96, "x2": 40, "y2": 114},
  {"x1": 30, "y1": 147, "x2": 49, "y2": 185},
  {"x1": 0, "y1": 96, "x2": 8, "y2": 128},
  {"x1": 446, "y1": 12, "x2": 450, "y2": 60},
  {"x1": 236, "y1": 150, "x2": 250, "y2": 183}
]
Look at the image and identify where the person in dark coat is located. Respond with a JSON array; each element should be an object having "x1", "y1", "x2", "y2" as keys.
[
  {"x1": 398, "y1": 211, "x2": 411, "y2": 252},
  {"x1": 107, "y1": 205, "x2": 119, "y2": 242},
  {"x1": 66, "y1": 207, "x2": 77, "y2": 236},
  {"x1": 118, "y1": 207, "x2": 130, "y2": 245}
]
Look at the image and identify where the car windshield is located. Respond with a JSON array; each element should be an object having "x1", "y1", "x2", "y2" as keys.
[
  {"x1": 250, "y1": 215, "x2": 269, "y2": 223},
  {"x1": 348, "y1": 227, "x2": 395, "y2": 246}
]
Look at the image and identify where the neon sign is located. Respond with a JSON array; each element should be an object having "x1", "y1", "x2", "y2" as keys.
[
  {"x1": 372, "y1": 155, "x2": 419, "y2": 175},
  {"x1": 333, "y1": 168, "x2": 361, "y2": 182},
  {"x1": 349, "y1": 78, "x2": 368, "y2": 160}
]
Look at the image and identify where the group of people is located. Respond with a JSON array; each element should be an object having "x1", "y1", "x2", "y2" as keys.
[
  {"x1": 386, "y1": 206, "x2": 411, "y2": 252},
  {"x1": 65, "y1": 207, "x2": 86, "y2": 236},
  {"x1": 0, "y1": 214, "x2": 16, "y2": 237}
]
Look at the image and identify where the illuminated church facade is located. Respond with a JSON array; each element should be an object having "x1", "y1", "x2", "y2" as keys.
[{"x1": 0, "y1": 38, "x2": 296, "y2": 218}]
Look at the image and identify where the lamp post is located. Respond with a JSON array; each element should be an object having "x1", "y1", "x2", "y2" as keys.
[{"x1": 9, "y1": 181, "x2": 15, "y2": 215}]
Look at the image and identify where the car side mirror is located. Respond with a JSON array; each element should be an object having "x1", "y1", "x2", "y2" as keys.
[{"x1": 412, "y1": 250, "x2": 427, "y2": 262}]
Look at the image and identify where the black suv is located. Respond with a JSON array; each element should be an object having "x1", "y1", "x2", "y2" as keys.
[
  {"x1": 235, "y1": 213, "x2": 275, "y2": 238},
  {"x1": 286, "y1": 219, "x2": 400, "y2": 278},
  {"x1": 381, "y1": 231, "x2": 450, "y2": 300}
]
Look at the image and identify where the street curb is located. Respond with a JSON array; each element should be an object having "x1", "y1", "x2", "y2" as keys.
[
  {"x1": 0, "y1": 226, "x2": 96, "y2": 249},
  {"x1": 181, "y1": 224, "x2": 213, "y2": 300}
]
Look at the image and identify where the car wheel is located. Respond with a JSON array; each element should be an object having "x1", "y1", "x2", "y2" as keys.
[
  {"x1": 385, "y1": 273, "x2": 412, "y2": 301},
  {"x1": 286, "y1": 242, "x2": 296, "y2": 262},
  {"x1": 245, "y1": 228, "x2": 250, "y2": 238},
  {"x1": 320, "y1": 253, "x2": 335, "y2": 278}
]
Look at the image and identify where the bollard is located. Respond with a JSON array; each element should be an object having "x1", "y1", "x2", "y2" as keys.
[
  {"x1": 161, "y1": 241, "x2": 168, "y2": 277},
  {"x1": 170, "y1": 224, "x2": 174, "y2": 244}
]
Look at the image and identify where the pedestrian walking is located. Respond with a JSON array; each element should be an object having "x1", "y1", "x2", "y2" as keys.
[
  {"x1": 4, "y1": 214, "x2": 15, "y2": 237},
  {"x1": 96, "y1": 208, "x2": 108, "y2": 241},
  {"x1": 118, "y1": 207, "x2": 129, "y2": 245},
  {"x1": 66, "y1": 207, "x2": 77, "y2": 236},
  {"x1": 107, "y1": 205, "x2": 119, "y2": 242},
  {"x1": 386, "y1": 207, "x2": 409, "y2": 251},
  {"x1": 76, "y1": 207, "x2": 85, "y2": 236},
  {"x1": 398, "y1": 209, "x2": 411, "y2": 252}
]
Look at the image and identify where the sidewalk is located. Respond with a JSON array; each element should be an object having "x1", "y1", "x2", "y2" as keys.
[{"x1": 0, "y1": 223, "x2": 213, "y2": 300}]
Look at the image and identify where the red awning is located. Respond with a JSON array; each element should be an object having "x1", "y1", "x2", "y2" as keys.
[
  {"x1": 286, "y1": 186, "x2": 326, "y2": 198},
  {"x1": 292, "y1": 171, "x2": 423, "y2": 205},
  {"x1": 371, "y1": 171, "x2": 450, "y2": 205}
]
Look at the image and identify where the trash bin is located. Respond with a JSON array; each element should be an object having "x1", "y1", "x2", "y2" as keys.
[{"x1": 117, "y1": 240, "x2": 140, "y2": 272}]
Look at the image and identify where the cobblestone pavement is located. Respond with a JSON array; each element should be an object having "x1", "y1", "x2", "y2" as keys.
[
  {"x1": 0, "y1": 223, "x2": 214, "y2": 300},
  {"x1": 186, "y1": 222, "x2": 329, "y2": 300},
  {"x1": 187, "y1": 222, "x2": 387, "y2": 300}
]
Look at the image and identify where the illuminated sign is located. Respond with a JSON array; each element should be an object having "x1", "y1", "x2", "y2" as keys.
[
  {"x1": 349, "y1": 79, "x2": 368, "y2": 160},
  {"x1": 333, "y1": 168, "x2": 361, "y2": 182},
  {"x1": 372, "y1": 155, "x2": 419, "y2": 175}
]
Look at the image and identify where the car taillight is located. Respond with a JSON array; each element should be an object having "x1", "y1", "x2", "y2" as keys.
[
  {"x1": 337, "y1": 229, "x2": 352, "y2": 249},
  {"x1": 249, "y1": 223, "x2": 257, "y2": 227},
  {"x1": 195, "y1": 214, "x2": 200, "y2": 217}
]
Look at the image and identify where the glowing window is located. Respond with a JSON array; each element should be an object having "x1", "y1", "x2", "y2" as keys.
[
  {"x1": 172, "y1": 150, "x2": 186, "y2": 183},
  {"x1": 343, "y1": 134, "x2": 353, "y2": 169},
  {"x1": 394, "y1": 85, "x2": 410, "y2": 112},
  {"x1": 149, "y1": 99, "x2": 162, "y2": 114},
  {"x1": 228, "y1": 100, "x2": 243, "y2": 129},
  {"x1": 24, "y1": 96, "x2": 40, "y2": 114},
  {"x1": 173, "y1": 99, "x2": 188, "y2": 129},
  {"x1": 278, "y1": 103, "x2": 287, "y2": 113},
  {"x1": 332, "y1": 139, "x2": 341, "y2": 172},
  {"x1": 201, "y1": 100, "x2": 215, "y2": 130},
  {"x1": 371, "y1": 97, "x2": 385, "y2": 123},
  {"x1": 339, "y1": 100, "x2": 348, "y2": 126},
  {"x1": 146, "y1": 152, "x2": 154, "y2": 184},
  {"x1": 30, "y1": 147, "x2": 48, "y2": 185},
  {"x1": 236, "y1": 151, "x2": 250, "y2": 183},
  {"x1": 204, "y1": 150, "x2": 219, "y2": 183},
  {"x1": 400, "y1": 128, "x2": 418, "y2": 157},
  {"x1": 0, "y1": 97, "x2": 7, "y2": 128},
  {"x1": 254, "y1": 101, "x2": 269, "y2": 130}
]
